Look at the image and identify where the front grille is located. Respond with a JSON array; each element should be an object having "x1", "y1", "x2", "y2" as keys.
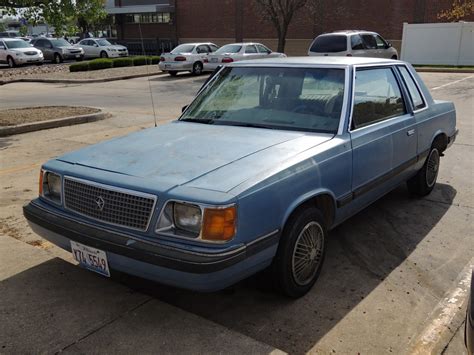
[
  {"x1": 63, "y1": 177, "x2": 156, "y2": 231},
  {"x1": 25, "y1": 51, "x2": 37, "y2": 56},
  {"x1": 69, "y1": 50, "x2": 81, "y2": 54},
  {"x1": 118, "y1": 49, "x2": 126, "y2": 52}
]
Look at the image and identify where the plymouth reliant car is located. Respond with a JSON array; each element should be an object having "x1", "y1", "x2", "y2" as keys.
[{"x1": 24, "y1": 57, "x2": 457, "y2": 298}]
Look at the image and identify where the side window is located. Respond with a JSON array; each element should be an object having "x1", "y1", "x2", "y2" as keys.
[
  {"x1": 80, "y1": 40, "x2": 88, "y2": 46},
  {"x1": 196, "y1": 45, "x2": 209, "y2": 54},
  {"x1": 352, "y1": 67, "x2": 406, "y2": 129},
  {"x1": 361, "y1": 34, "x2": 377, "y2": 49},
  {"x1": 245, "y1": 45, "x2": 257, "y2": 54},
  {"x1": 351, "y1": 35, "x2": 364, "y2": 50},
  {"x1": 398, "y1": 66, "x2": 426, "y2": 110},
  {"x1": 257, "y1": 44, "x2": 271, "y2": 54},
  {"x1": 374, "y1": 35, "x2": 388, "y2": 49}
]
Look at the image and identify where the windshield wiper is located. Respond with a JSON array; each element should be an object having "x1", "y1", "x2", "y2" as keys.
[
  {"x1": 180, "y1": 118, "x2": 215, "y2": 124},
  {"x1": 215, "y1": 121, "x2": 275, "y2": 129}
]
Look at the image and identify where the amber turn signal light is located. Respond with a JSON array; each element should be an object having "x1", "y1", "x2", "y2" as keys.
[
  {"x1": 38, "y1": 169, "x2": 44, "y2": 196},
  {"x1": 201, "y1": 206, "x2": 237, "y2": 241}
]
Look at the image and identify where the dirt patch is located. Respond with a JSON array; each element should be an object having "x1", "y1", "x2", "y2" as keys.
[{"x1": 0, "y1": 106, "x2": 100, "y2": 126}]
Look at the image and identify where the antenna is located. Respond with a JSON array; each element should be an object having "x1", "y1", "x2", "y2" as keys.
[{"x1": 138, "y1": 22, "x2": 158, "y2": 127}]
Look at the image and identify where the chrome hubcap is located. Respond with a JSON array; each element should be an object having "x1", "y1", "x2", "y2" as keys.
[
  {"x1": 426, "y1": 149, "x2": 440, "y2": 187},
  {"x1": 292, "y1": 221, "x2": 324, "y2": 286}
]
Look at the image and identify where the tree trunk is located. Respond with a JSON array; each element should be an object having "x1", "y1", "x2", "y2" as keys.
[{"x1": 277, "y1": 25, "x2": 288, "y2": 53}]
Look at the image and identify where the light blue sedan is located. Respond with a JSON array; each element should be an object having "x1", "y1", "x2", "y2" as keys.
[{"x1": 24, "y1": 57, "x2": 457, "y2": 298}]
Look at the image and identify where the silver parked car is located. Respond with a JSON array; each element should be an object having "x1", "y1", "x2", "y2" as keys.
[
  {"x1": 308, "y1": 30, "x2": 398, "y2": 59},
  {"x1": 159, "y1": 43, "x2": 219, "y2": 76},
  {"x1": 0, "y1": 37, "x2": 43, "y2": 67},
  {"x1": 204, "y1": 42, "x2": 286, "y2": 72},
  {"x1": 31, "y1": 38, "x2": 84, "y2": 63},
  {"x1": 74, "y1": 38, "x2": 128, "y2": 59}
]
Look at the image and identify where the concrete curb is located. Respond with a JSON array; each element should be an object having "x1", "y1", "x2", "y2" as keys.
[
  {"x1": 415, "y1": 67, "x2": 474, "y2": 74},
  {"x1": 0, "y1": 72, "x2": 166, "y2": 86},
  {"x1": 0, "y1": 111, "x2": 110, "y2": 137}
]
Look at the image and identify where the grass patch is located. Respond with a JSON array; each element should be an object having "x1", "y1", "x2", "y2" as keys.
[
  {"x1": 69, "y1": 61, "x2": 90, "y2": 72},
  {"x1": 414, "y1": 64, "x2": 474, "y2": 69},
  {"x1": 89, "y1": 58, "x2": 113, "y2": 70},
  {"x1": 112, "y1": 57, "x2": 133, "y2": 67}
]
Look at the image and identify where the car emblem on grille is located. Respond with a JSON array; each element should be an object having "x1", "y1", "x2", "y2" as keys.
[{"x1": 95, "y1": 196, "x2": 105, "y2": 211}]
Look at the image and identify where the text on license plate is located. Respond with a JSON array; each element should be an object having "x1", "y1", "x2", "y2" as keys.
[
  {"x1": 210, "y1": 58, "x2": 218, "y2": 63},
  {"x1": 70, "y1": 241, "x2": 110, "y2": 277}
]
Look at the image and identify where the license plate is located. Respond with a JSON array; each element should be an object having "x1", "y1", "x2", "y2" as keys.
[
  {"x1": 75, "y1": 54, "x2": 81, "y2": 58},
  {"x1": 165, "y1": 64, "x2": 171, "y2": 68},
  {"x1": 210, "y1": 58, "x2": 218, "y2": 63},
  {"x1": 70, "y1": 241, "x2": 110, "y2": 277}
]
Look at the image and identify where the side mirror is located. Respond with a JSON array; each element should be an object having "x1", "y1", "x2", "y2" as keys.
[
  {"x1": 0, "y1": 45, "x2": 5, "y2": 49},
  {"x1": 182, "y1": 105, "x2": 188, "y2": 113},
  {"x1": 94, "y1": 44, "x2": 99, "y2": 47},
  {"x1": 387, "y1": 42, "x2": 392, "y2": 48}
]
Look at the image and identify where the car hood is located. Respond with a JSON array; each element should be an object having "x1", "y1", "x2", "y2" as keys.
[
  {"x1": 11, "y1": 47, "x2": 40, "y2": 53},
  {"x1": 58, "y1": 122, "x2": 333, "y2": 193},
  {"x1": 107, "y1": 45, "x2": 126, "y2": 50}
]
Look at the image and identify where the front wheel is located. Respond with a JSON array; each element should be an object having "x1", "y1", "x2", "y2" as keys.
[
  {"x1": 100, "y1": 51, "x2": 108, "y2": 58},
  {"x1": 168, "y1": 71, "x2": 177, "y2": 77},
  {"x1": 407, "y1": 147, "x2": 440, "y2": 196},
  {"x1": 7, "y1": 56, "x2": 15, "y2": 68},
  {"x1": 54, "y1": 53, "x2": 62, "y2": 64},
  {"x1": 271, "y1": 207, "x2": 326, "y2": 298}
]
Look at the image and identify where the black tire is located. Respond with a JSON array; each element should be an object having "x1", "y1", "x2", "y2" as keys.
[
  {"x1": 192, "y1": 61, "x2": 203, "y2": 75},
  {"x1": 100, "y1": 51, "x2": 108, "y2": 58},
  {"x1": 168, "y1": 71, "x2": 178, "y2": 77},
  {"x1": 391, "y1": 55, "x2": 398, "y2": 60},
  {"x1": 7, "y1": 56, "x2": 15, "y2": 68},
  {"x1": 271, "y1": 206, "x2": 326, "y2": 298},
  {"x1": 407, "y1": 146, "x2": 440, "y2": 196},
  {"x1": 54, "y1": 53, "x2": 62, "y2": 64}
]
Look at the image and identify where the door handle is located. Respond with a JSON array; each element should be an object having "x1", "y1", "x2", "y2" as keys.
[{"x1": 407, "y1": 129, "x2": 415, "y2": 136}]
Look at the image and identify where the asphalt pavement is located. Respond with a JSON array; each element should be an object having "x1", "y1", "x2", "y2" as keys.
[{"x1": 0, "y1": 71, "x2": 472, "y2": 354}]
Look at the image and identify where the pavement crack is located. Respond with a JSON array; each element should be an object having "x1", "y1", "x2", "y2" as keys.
[
  {"x1": 55, "y1": 297, "x2": 153, "y2": 354},
  {"x1": 440, "y1": 320, "x2": 466, "y2": 354}
]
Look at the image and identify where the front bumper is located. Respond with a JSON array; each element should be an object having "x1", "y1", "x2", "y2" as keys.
[
  {"x1": 159, "y1": 61, "x2": 193, "y2": 72},
  {"x1": 63, "y1": 52, "x2": 84, "y2": 60},
  {"x1": 203, "y1": 62, "x2": 221, "y2": 72},
  {"x1": 23, "y1": 200, "x2": 279, "y2": 291},
  {"x1": 108, "y1": 51, "x2": 128, "y2": 58},
  {"x1": 16, "y1": 55, "x2": 43, "y2": 64}
]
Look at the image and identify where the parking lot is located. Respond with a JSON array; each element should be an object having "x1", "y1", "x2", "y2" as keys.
[{"x1": 0, "y1": 72, "x2": 473, "y2": 354}]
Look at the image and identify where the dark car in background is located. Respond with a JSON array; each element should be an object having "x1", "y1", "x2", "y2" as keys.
[{"x1": 31, "y1": 38, "x2": 84, "y2": 63}]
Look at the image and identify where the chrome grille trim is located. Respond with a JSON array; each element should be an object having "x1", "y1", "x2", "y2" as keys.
[{"x1": 63, "y1": 176, "x2": 157, "y2": 232}]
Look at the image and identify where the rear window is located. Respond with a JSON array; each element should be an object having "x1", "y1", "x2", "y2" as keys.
[
  {"x1": 171, "y1": 44, "x2": 195, "y2": 54},
  {"x1": 310, "y1": 35, "x2": 347, "y2": 53}
]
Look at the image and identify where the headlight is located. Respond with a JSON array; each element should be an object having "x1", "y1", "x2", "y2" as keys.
[
  {"x1": 108, "y1": 48, "x2": 117, "y2": 52},
  {"x1": 40, "y1": 170, "x2": 62, "y2": 204},
  {"x1": 14, "y1": 51, "x2": 23, "y2": 56},
  {"x1": 174, "y1": 203, "x2": 202, "y2": 234},
  {"x1": 156, "y1": 202, "x2": 236, "y2": 242}
]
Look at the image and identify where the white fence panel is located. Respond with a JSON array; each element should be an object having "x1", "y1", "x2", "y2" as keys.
[{"x1": 401, "y1": 22, "x2": 474, "y2": 65}]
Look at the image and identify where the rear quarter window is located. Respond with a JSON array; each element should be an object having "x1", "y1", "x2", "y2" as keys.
[
  {"x1": 398, "y1": 66, "x2": 426, "y2": 110},
  {"x1": 310, "y1": 35, "x2": 347, "y2": 53}
]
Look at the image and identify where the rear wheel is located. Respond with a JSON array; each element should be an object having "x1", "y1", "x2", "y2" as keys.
[
  {"x1": 407, "y1": 146, "x2": 440, "y2": 196},
  {"x1": 271, "y1": 206, "x2": 326, "y2": 298},
  {"x1": 7, "y1": 56, "x2": 15, "y2": 68},
  {"x1": 168, "y1": 71, "x2": 178, "y2": 77},
  {"x1": 192, "y1": 61, "x2": 203, "y2": 75}
]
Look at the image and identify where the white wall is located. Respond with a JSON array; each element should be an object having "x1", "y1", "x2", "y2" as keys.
[{"x1": 401, "y1": 22, "x2": 474, "y2": 66}]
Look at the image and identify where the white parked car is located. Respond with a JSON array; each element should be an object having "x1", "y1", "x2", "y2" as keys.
[
  {"x1": 159, "y1": 43, "x2": 219, "y2": 76},
  {"x1": 74, "y1": 38, "x2": 128, "y2": 59},
  {"x1": 204, "y1": 43, "x2": 286, "y2": 72},
  {"x1": 308, "y1": 30, "x2": 398, "y2": 59},
  {"x1": 0, "y1": 37, "x2": 44, "y2": 68}
]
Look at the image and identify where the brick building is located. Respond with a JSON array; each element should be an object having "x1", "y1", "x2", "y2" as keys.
[{"x1": 107, "y1": 0, "x2": 474, "y2": 55}]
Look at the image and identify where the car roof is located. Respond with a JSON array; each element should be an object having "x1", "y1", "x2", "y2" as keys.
[
  {"x1": 230, "y1": 56, "x2": 400, "y2": 67},
  {"x1": 0, "y1": 37, "x2": 24, "y2": 42},
  {"x1": 176, "y1": 43, "x2": 216, "y2": 46},
  {"x1": 221, "y1": 42, "x2": 262, "y2": 46},
  {"x1": 319, "y1": 30, "x2": 377, "y2": 36}
]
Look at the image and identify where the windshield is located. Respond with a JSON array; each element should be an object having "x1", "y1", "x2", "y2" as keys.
[
  {"x1": 310, "y1": 35, "x2": 347, "y2": 53},
  {"x1": 215, "y1": 44, "x2": 242, "y2": 54},
  {"x1": 171, "y1": 44, "x2": 195, "y2": 53},
  {"x1": 97, "y1": 39, "x2": 112, "y2": 46},
  {"x1": 5, "y1": 40, "x2": 31, "y2": 49},
  {"x1": 50, "y1": 39, "x2": 70, "y2": 47},
  {"x1": 180, "y1": 67, "x2": 345, "y2": 133}
]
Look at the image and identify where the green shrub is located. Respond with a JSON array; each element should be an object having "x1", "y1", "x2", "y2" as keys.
[
  {"x1": 112, "y1": 57, "x2": 133, "y2": 68},
  {"x1": 150, "y1": 56, "x2": 160, "y2": 64},
  {"x1": 88, "y1": 58, "x2": 113, "y2": 70},
  {"x1": 69, "y1": 62, "x2": 89, "y2": 72},
  {"x1": 132, "y1": 56, "x2": 147, "y2": 66}
]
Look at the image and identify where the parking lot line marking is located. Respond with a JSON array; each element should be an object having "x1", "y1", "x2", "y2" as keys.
[
  {"x1": 431, "y1": 75, "x2": 474, "y2": 91},
  {"x1": 0, "y1": 163, "x2": 40, "y2": 176},
  {"x1": 410, "y1": 257, "x2": 473, "y2": 354}
]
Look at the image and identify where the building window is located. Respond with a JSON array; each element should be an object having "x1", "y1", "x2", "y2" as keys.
[{"x1": 125, "y1": 13, "x2": 171, "y2": 24}]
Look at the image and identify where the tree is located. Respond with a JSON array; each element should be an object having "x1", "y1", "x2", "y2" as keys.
[
  {"x1": 438, "y1": 0, "x2": 474, "y2": 21},
  {"x1": 76, "y1": 0, "x2": 107, "y2": 37},
  {"x1": 254, "y1": 0, "x2": 310, "y2": 53}
]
